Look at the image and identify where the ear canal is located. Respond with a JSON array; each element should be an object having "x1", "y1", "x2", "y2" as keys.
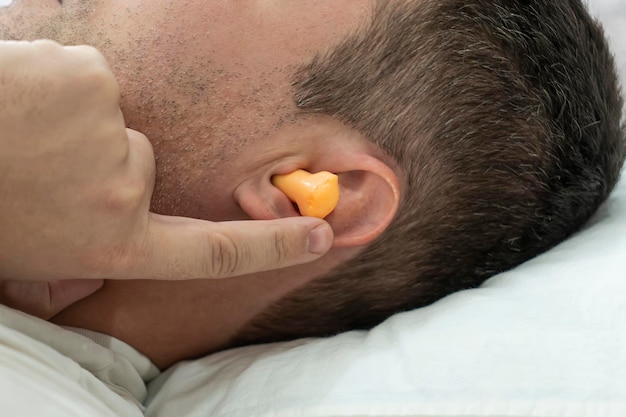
[{"x1": 326, "y1": 168, "x2": 400, "y2": 247}]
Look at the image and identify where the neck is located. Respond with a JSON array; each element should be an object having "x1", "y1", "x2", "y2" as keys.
[{"x1": 50, "y1": 265, "x2": 318, "y2": 369}]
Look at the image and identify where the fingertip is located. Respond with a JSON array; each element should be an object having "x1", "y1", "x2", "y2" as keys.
[
  {"x1": 307, "y1": 222, "x2": 334, "y2": 255},
  {"x1": 269, "y1": 216, "x2": 334, "y2": 255}
]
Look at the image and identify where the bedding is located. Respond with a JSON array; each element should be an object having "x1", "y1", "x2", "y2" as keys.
[
  {"x1": 144, "y1": 1, "x2": 626, "y2": 415},
  {"x1": 1, "y1": 0, "x2": 625, "y2": 416},
  {"x1": 144, "y1": 180, "x2": 626, "y2": 417}
]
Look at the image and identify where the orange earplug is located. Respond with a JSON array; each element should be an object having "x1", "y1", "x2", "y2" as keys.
[{"x1": 271, "y1": 169, "x2": 339, "y2": 219}]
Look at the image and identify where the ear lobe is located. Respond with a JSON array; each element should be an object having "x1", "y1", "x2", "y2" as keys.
[{"x1": 328, "y1": 160, "x2": 400, "y2": 247}]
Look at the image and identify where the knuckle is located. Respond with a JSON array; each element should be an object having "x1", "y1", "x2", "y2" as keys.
[
  {"x1": 270, "y1": 230, "x2": 289, "y2": 266},
  {"x1": 67, "y1": 46, "x2": 119, "y2": 100},
  {"x1": 66, "y1": 44, "x2": 106, "y2": 67},
  {"x1": 32, "y1": 39, "x2": 63, "y2": 50},
  {"x1": 205, "y1": 232, "x2": 251, "y2": 278},
  {"x1": 81, "y1": 64, "x2": 119, "y2": 100},
  {"x1": 99, "y1": 180, "x2": 146, "y2": 214}
]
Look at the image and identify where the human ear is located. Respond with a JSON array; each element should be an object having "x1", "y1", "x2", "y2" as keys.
[{"x1": 235, "y1": 154, "x2": 400, "y2": 248}]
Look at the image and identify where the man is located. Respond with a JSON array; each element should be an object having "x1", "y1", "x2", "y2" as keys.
[{"x1": 1, "y1": 0, "x2": 624, "y2": 374}]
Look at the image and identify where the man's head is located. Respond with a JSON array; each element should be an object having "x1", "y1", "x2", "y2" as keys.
[
  {"x1": 2, "y1": 0, "x2": 624, "y2": 355},
  {"x1": 233, "y1": 0, "x2": 626, "y2": 345}
]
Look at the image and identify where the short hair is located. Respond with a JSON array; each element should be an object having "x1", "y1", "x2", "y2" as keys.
[{"x1": 232, "y1": 0, "x2": 625, "y2": 345}]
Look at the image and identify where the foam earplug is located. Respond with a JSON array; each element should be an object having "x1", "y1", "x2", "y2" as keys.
[{"x1": 271, "y1": 169, "x2": 339, "y2": 219}]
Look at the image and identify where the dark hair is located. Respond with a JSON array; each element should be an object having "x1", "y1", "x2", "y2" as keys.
[{"x1": 233, "y1": 0, "x2": 625, "y2": 345}]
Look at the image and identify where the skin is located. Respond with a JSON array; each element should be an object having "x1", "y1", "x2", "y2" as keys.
[
  {"x1": 0, "y1": 0, "x2": 378, "y2": 368},
  {"x1": 0, "y1": 39, "x2": 334, "y2": 319}
]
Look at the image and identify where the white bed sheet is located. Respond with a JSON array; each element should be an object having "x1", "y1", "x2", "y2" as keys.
[
  {"x1": 0, "y1": 1, "x2": 623, "y2": 416},
  {"x1": 144, "y1": 1, "x2": 626, "y2": 416},
  {"x1": 145, "y1": 180, "x2": 626, "y2": 417}
]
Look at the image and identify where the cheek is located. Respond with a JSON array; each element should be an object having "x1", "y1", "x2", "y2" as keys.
[{"x1": 97, "y1": 2, "x2": 299, "y2": 220}]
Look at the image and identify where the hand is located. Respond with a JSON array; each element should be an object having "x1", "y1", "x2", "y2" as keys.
[{"x1": 0, "y1": 40, "x2": 333, "y2": 287}]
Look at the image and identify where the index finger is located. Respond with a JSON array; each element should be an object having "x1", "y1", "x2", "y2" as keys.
[{"x1": 113, "y1": 215, "x2": 334, "y2": 280}]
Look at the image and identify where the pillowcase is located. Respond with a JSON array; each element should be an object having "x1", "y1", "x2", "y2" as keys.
[{"x1": 145, "y1": 178, "x2": 626, "y2": 417}]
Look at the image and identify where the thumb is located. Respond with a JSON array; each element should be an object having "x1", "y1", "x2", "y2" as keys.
[{"x1": 119, "y1": 215, "x2": 334, "y2": 280}]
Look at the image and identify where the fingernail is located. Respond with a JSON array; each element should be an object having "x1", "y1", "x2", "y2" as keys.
[{"x1": 308, "y1": 223, "x2": 333, "y2": 254}]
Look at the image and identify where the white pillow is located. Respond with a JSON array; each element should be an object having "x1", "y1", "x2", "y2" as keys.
[{"x1": 145, "y1": 177, "x2": 626, "y2": 417}]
